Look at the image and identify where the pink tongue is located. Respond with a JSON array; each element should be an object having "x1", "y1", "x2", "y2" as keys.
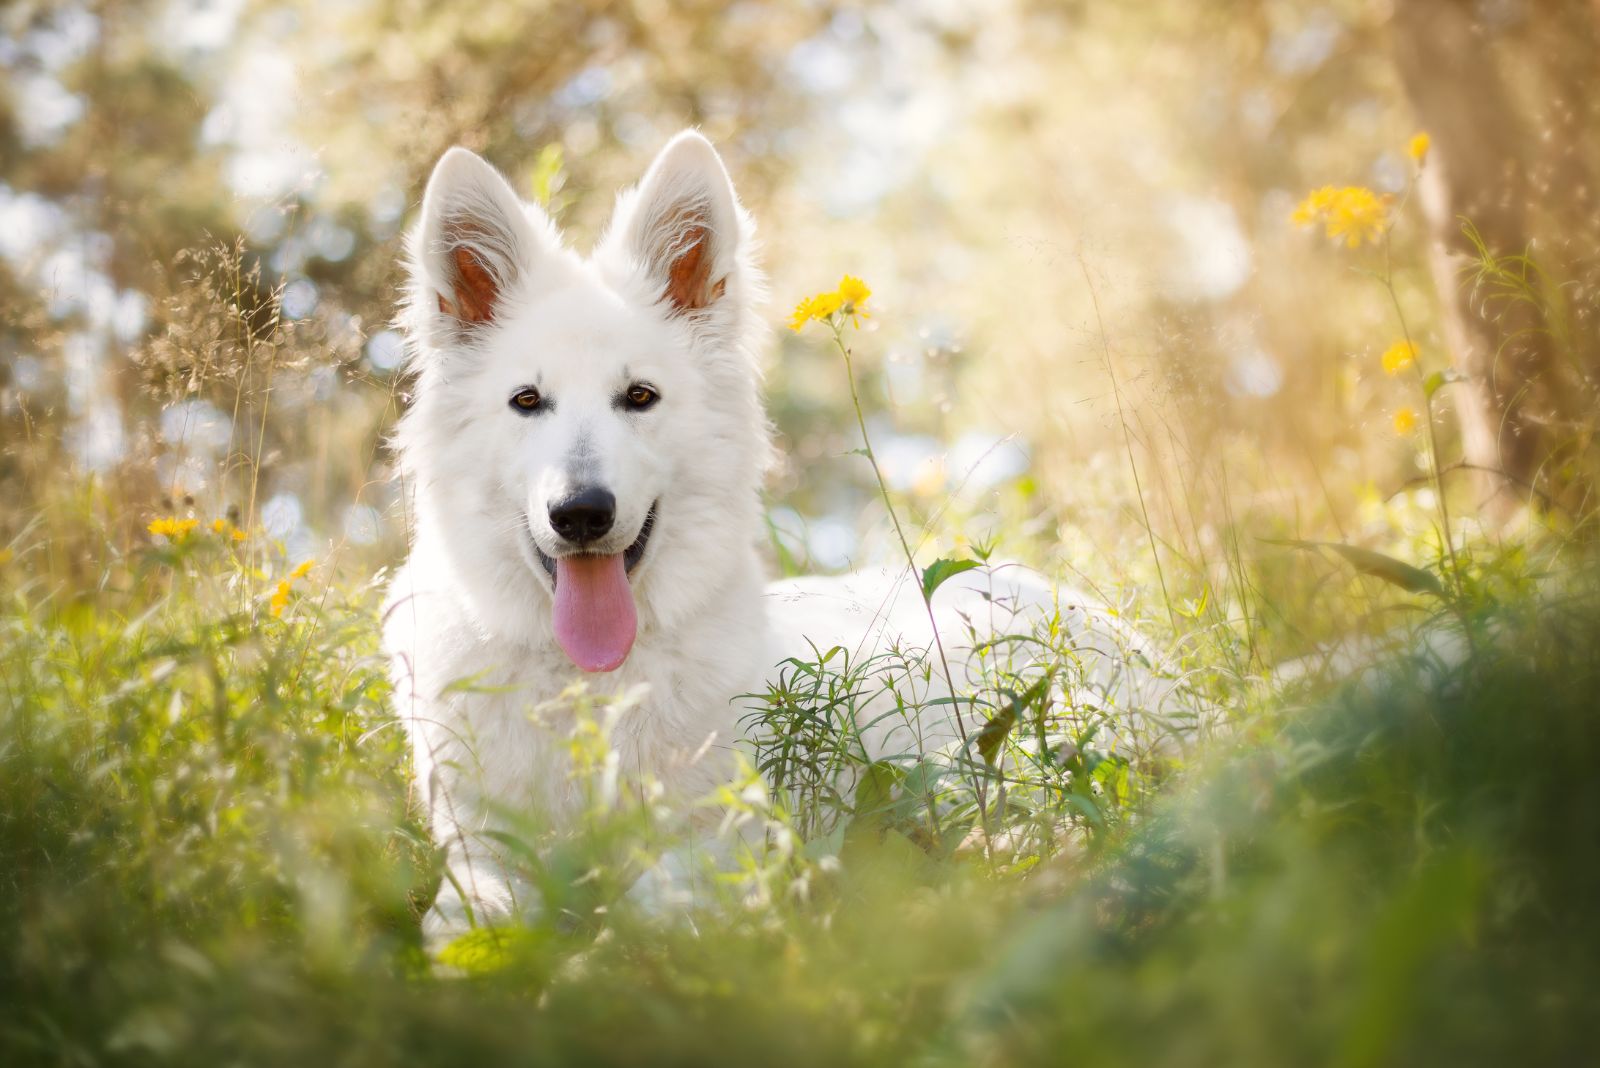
[{"x1": 553, "y1": 554, "x2": 637, "y2": 673}]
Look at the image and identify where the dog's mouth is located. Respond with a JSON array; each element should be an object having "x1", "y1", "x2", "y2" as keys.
[
  {"x1": 533, "y1": 504, "x2": 657, "y2": 587},
  {"x1": 527, "y1": 504, "x2": 656, "y2": 675}
]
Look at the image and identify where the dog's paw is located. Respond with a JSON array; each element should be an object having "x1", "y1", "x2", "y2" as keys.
[{"x1": 623, "y1": 849, "x2": 706, "y2": 920}]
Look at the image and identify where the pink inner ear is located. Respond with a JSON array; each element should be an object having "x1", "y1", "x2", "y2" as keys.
[
  {"x1": 664, "y1": 219, "x2": 722, "y2": 313},
  {"x1": 441, "y1": 246, "x2": 497, "y2": 323}
]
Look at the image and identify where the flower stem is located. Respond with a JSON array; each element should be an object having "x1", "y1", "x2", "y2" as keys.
[
  {"x1": 1380, "y1": 232, "x2": 1463, "y2": 595},
  {"x1": 827, "y1": 321, "x2": 990, "y2": 833}
]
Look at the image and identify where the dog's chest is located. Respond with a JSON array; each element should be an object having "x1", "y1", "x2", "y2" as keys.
[{"x1": 390, "y1": 592, "x2": 756, "y2": 827}]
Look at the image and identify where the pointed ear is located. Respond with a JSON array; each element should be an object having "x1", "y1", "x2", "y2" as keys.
[
  {"x1": 613, "y1": 131, "x2": 745, "y2": 317},
  {"x1": 413, "y1": 147, "x2": 544, "y2": 328}
]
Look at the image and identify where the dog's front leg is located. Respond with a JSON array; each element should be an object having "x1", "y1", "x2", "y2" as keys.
[{"x1": 424, "y1": 836, "x2": 538, "y2": 952}]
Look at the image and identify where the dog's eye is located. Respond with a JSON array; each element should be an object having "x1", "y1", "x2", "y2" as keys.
[
  {"x1": 509, "y1": 387, "x2": 543, "y2": 413},
  {"x1": 624, "y1": 384, "x2": 660, "y2": 411}
]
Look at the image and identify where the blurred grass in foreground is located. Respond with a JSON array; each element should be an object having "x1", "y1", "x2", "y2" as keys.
[{"x1": 2, "y1": 505, "x2": 1597, "y2": 1066}]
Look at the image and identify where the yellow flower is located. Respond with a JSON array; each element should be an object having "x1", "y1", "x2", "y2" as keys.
[
  {"x1": 787, "y1": 294, "x2": 823, "y2": 332},
  {"x1": 0, "y1": 548, "x2": 13, "y2": 566},
  {"x1": 267, "y1": 560, "x2": 316, "y2": 617},
  {"x1": 835, "y1": 275, "x2": 872, "y2": 326},
  {"x1": 787, "y1": 291, "x2": 837, "y2": 332},
  {"x1": 1325, "y1": 188, "x2": 1388, "y2": 248},
  {"x1": 788, "y1": 278, "x2": 869, "y2": 332},
  {"x1": 1293, "y1": 186, "x2": 1390, "y2": 248},
  {"x1": 1381, "y1": 340, "x2": 1418, "y2": 376},
  {"x1": 147, "y1": 516, "x2": 199, "y2": 539},
  {"x1": 210, "y1": 518, "x2": 249, "y2": 542},
  {"x1": 1408, "y1": 131, "x2": 1430, "y2": 165},
  {"x1": 1291, "y1": 186, "x2": 1336, "y2": 227},
  {"x1": 837, "y1": 275, "x2": 871, "y2": 305},
  {"x1": 1392, "y1": 406, "x2": 1419, "y2": 435}
]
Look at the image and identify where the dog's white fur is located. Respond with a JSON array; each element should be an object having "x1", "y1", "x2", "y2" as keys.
[{"x1": 384, "y1": 132, "x2": 1174, "y2": 942}]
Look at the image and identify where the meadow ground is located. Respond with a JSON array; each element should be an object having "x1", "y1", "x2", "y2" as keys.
[{"x1": 4, "y1": 370, "x2": 1599, "y2": 1066}]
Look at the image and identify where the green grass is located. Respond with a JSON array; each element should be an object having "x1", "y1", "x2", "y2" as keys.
[
  {"x1": 3, "y1": 507, "x2": 1598, "y2": 1066},
  {"x1": 5, "y1": 225, "x2": 1597, "y2": 1064}
]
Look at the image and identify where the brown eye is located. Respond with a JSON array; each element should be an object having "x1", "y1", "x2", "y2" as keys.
[
  {"x1": 624, "y1": 384, "x2": 660, "y2": 410},
  {"x1": 509, "y1": 387, "x2": 543, "y2": 413}
]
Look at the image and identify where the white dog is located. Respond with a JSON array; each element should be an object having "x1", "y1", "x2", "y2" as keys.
[{"x1": 384, "y1": 131, "x2": 1176, "y2": 943}]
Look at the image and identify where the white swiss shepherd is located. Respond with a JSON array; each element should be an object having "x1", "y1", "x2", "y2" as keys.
[{"x1": 384, "y1": 131, "x2": 1172, "y2": 943}]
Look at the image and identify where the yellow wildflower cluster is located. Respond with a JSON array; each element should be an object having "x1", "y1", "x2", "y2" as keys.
[
  {"x1": 149, "y1": 515, "x2": 250, "y2": 543},
  {"x1": 1408, "y1": 131, "x2": 1430, "y2": 165},
  {"x1": 147, "y1": 516, "x2": 200, "y2": 539},
  {"x1": 269, "y1": 559, "x2": 316, "y2": 619},
  {"x1": 1292, "y1": 186, "x2": 1390, "y2": 248},
  {"x1": 1381, "y1": 340, "x2": 1417, "y2": 376},
  {"x1": 211, "y1": 518, "x2": 249, "y2": 542},
  {"x1": 1392, "y1": 406, "x2": 1418, "y2": 435},
  {"x1": 789, "y1": 274, "x2": 872, "y2": 332}
]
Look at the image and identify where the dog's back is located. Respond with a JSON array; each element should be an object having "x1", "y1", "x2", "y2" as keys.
[{"x1": 758, "y1": 564, "x2": 1187, "y2": 771}]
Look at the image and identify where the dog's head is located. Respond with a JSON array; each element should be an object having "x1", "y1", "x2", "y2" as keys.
[{"x1": 396, "y1": 131, "x2": 768, "y2": 672}]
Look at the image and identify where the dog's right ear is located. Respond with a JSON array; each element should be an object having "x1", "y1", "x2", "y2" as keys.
[{"x1": 413, "y1": 147, "x2": 545, "y2": 329}]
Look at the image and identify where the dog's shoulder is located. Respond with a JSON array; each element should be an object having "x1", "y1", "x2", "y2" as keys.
[{"x1": 379, "y1": 553, "x2": 488, "y2": 693}]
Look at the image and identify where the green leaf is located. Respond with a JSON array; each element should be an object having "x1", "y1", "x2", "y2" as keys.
[
  {"x1": 845, "y1": 762, "x2": 908, "y2": 845},
  {"x1": 441, "y1": 671, "x2": 527, "y2": 696},
  {"x1": 900, "y1": 758, "x2": 949, "y2": 802},
  {"x1": 1265, "y1": 539, "x2": 1443, "y2": 596},
  {"x1": 975, "y1": 676, "x2": 1051, "y2": 765},
  {"x1": 528, "y1": 142, "x2": 565, "y2": 209},
  {"x1": 974, "y1": 705, "x2": 1015, "y2": 766},
  {"x1": 800, "y1": 823, "x2": 847, "y2": 861},
  {"x1": 852, "y1": 761, "x2": 904, "y2": 819},
  {"x1": 1423, "y1": 369, "x2": 1464, "y2": 398},
  {"x1": 921, "y1": 557, "x2": 982, "y2": 602},
  {"x1": 437, "y1": 927, "x2": 541, "y2": 975},
  {"x1": 1180, "y1": 584, "x2": 1211, "y2": 620}
]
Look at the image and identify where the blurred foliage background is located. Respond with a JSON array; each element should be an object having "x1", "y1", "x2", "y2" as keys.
[
  {"x1": 4, "y1": 3, "x2": 1600, "y2": 1064},
  {"x1": 4, "y1": 0, "x2": 1596, "y2": 611}
]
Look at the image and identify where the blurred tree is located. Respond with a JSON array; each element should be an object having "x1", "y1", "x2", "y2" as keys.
[
  {"x1": 4, "y1": 0, "x2": 1597, "y2": 567},
  {"x1": 1392, "y1": 0, "x2": 1600, "y2": 512},
  {"x1": 0, "y1": 0, "x2": 234, "y2": 538},
  {"x1": 1, "y1": 0, "x2": 822, "y2": 542}
]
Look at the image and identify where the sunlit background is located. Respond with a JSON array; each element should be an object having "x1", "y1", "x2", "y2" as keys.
[
  {"x1": 7, "y1": 5, "x2": 1600, "y2": 1061},
  {"x1": 3, "y1": 0, "x2": 1597, "y2": 632}
]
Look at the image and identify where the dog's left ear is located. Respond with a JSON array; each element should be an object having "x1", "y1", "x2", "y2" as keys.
[{"x1": 611, "y1": 130, "x2": 744, "y2": 318}]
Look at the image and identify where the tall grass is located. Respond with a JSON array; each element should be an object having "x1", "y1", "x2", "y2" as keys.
[
  {"x1": 4, "y1": 220, "x2": 1600, "y2": 1064},
  {"x1": 4, "y1": 503, "x2": 1598, "y2": 1064}
]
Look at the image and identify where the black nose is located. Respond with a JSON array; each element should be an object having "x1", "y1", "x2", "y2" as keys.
[{"x1": 548, "y1": 486, "x2": 615, "y2": 545}]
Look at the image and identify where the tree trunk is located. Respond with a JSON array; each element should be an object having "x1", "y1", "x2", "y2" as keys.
[{"x1": 1391, "y1": 0, "x2": 1564, "y2": 511}]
